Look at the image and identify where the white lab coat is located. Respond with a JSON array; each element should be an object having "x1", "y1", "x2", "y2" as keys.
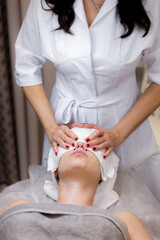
[{"x1": 15, "y1": 0, "x2": 160, "y2": 201}]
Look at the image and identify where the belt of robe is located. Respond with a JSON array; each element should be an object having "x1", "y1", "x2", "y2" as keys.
[
  {"x1": 55, "y1": 96, "x2": 109, "y2": 124},
  {"x1": 55, "y1": 95, "x2": 124, "y2": 124},
  {"x1": 54, "y1": 79, "x2": 140, "y2": 124}
]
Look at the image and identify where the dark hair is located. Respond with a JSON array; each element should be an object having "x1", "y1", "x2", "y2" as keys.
[{"x1": 42, "y1": 0, "x2": 151, "y2": 38}]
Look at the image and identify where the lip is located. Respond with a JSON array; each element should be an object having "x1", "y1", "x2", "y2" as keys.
[{"x1": 71, "y1": 150, "x2": 87, "y2": 156}]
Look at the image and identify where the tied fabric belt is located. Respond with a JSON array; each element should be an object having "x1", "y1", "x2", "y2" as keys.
[
  {"x1": 53, "y1": 73, "x2": 140, "y2": 125},
  {"x1": 54, "y1": 78, "x2": 140, "y2": 125},
  {"x1": 55, "y1": 94, "x2": 123, "y2": 124}
]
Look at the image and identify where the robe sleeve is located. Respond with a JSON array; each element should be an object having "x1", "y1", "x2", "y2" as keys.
[
  {"x1": 15, "y1": 0, "x2": 46, "y2": 86},
  {"x1": 142, "y1": 0, "x2": 160, "y2": 85}
]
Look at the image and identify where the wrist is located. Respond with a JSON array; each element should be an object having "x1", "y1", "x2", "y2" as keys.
[
  {"x1": 113, "y1": 125, "x2": 126, "y2": 145},
  {"x1": 45, "y1": 123, "x2": 59, "y2": 140}
]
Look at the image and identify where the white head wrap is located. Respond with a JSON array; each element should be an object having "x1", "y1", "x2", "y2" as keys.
[{"x1": 44, "y1": 127, "x2": 120, "y2": 209}]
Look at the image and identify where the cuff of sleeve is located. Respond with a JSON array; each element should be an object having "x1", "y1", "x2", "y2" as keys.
[
  {"x1": 147, "y1": 72, "x2": 160, "y2": 85},
  {"x1": 15, "y1": 72, "x2": 43, "y2": 87}
]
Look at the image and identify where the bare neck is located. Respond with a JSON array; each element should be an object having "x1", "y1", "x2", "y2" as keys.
[{"x1": 57, "y1": 180, "x2": 97, "y2": 207}]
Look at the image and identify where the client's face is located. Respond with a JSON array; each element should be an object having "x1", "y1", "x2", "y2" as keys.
[{"x1": 57, "y1": 142, "x2": 101, "y2": 187}]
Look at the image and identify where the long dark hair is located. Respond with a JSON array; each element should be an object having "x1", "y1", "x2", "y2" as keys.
[{"x1": 42, "y1": 0, "x2": 151, "y2": 38}]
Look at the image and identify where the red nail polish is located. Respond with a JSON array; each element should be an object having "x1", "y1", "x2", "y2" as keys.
[
  {"x1": 72, "y1": 143, "x2": 75, "y2": 147},
  {"x1": 86, "y1": 144, "x2": 90, "y2": 148},
  {"x1": 66, "y1": 145, "x2": 70, "y2": 149},
  {"x1": 103, "y1": 155, "x2": 106, "y2": 159},
  {"x1": 92, "y1": 147, "x2": 96, "y2": 151},
  {"x1": 75, "y1": 137, "x2": 78, "y2": 141},
  {"x1": 86, "y1": 138, "x2": 90, "y2": 142},
  {"x1": 55, "y1": 152, "x2": 58, "y2": 156}
]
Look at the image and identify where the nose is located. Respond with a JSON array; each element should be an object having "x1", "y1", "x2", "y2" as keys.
[{"x1": 75, "y1": 142, "x2": 85, "y2": 149}]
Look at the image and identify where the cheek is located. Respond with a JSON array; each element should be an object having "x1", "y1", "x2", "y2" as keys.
[
  {"x1": 92, "y1": 165, "x2": 101, "y2": 181},
  {"x1": 88, "y1": 155, "x2": 101, "y2": 180},
  {"x1": 58, "y1": 161, "x2": 70, "y2": 180},
  {"x1": 58, "y1": 154, "x2": 70, "y2": 174}
]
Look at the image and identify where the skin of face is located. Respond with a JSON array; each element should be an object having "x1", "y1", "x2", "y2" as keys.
[{"x1": 57, "y1": 142, "x2": 101, "y2": 188}]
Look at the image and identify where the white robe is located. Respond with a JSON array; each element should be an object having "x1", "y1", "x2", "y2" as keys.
[{"x1": 15, "y1": 0, "x2": 160, "y2": 201}]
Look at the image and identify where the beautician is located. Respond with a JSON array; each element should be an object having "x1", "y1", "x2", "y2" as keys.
[{"x1": 15, "y1": 0, "x2": 160, "y2": 201}]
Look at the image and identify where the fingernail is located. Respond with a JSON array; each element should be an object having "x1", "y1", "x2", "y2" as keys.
[
  {"x1": 75, "y1": 137, "x2": 78, "y2": 141},
  {"x1": 86, "y1": 144, "x2": 90, "y2": 148},
  {"x1": 72, "y1": 143, "x2": 75, "y2": 147},
  {"x1": 86, "y1": 138, "x2": 90, "y2": 142},
  {"x1": 103, "y1": 155, "x2": 106, "y2": 159},
  {"x1": 66, "y1": 145, "x2": 70, "y2": 149},
  {"x1": 55, "y1": 152, "x2": 58, "y2": 156},
  {"x1": 92, "y1": 147, "x2": 96, "y2": 151}
]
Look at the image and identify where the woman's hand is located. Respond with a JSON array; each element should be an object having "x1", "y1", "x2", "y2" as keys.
[
  {"x1": 81, "y1": 123, "x2": 122, "y2": 158},
  {"x1": 46, "y1": 123, "x2": 85, "y2": 155}
]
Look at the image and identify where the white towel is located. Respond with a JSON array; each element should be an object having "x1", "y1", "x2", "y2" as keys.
[{"x1": 44, "y1": 127, "x2": 120, "y2": 209}]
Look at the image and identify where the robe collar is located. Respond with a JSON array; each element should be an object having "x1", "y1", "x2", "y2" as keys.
[{"x1": 73, "y1": 0, "x2": 118, "y2": 28}]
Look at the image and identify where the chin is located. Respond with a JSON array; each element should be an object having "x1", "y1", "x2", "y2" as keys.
[{"x1": 69, "y1": 155, "x2": 88, "y2": 169}]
